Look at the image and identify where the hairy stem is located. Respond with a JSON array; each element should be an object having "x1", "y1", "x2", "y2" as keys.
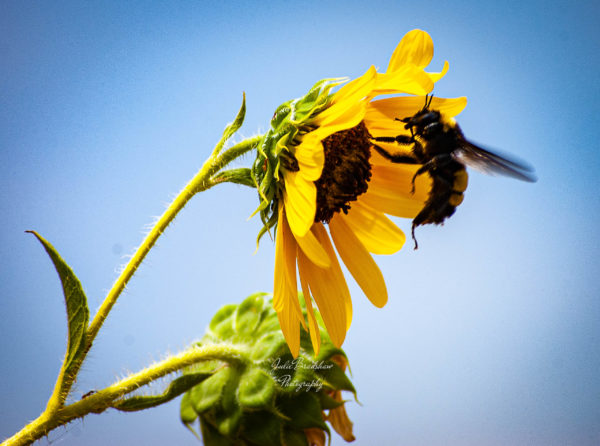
[
  {"x1": 45, "y1": 135, "x2": 262, "y2": 421},
  {"x1": 1, "y1": 344, "x2": 246, "y2": 446}
]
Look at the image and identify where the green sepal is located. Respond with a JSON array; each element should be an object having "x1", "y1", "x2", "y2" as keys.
[
  {"x1": 251, "y1": 78, "x2": 343, "y2": 246},
  {"x1": 316, "y1": 362, "x2": 355, "y2": 394},
  {"x1": 190, "y1": 366, "x2": 232, "y2": 414},
  {"x1": 234, "y1": 292, "x2": 267, "y2": 335},
  {"x1": 214, "y1": 367, "x2": 243, "y2": 436},
  {"x1": 314, "y1": 344, "x2": 347, "y2": 363},
  {"x1": 318, "y1": 391, "x2": 344, "y2": 410},
  {"x1": 277, "y1": 392, "x2": 329, "y2": 431},
  {"x1": 282, "y1": 427, "x2": 312, "y2": 446},
  {"x1": 180, "y1": 392, "x2": 203, "y2": 441},
  {"x1": 208, "y1": 304, "x2": 237, "y2": 339},
  {"x1": 200, "y1": 418, "x2": 236, "y2": 446},
  {"x1": 249, "y1": 332, "x2": 288, "y2": 362},
  {"x1": 238, "y1": 368, "x2": 276, "y2": 409},
  {"x1": 213, "y1": 93, "x2": 246, "y2": 156},
  {"x1": 27, "y1": 231, "x2": 89, "y2": 401},
  {"x1": 243, "y1": 411, "x2": 282, "y2": 446},
  {"x1": 112, "y1": 372, "x2": 213, "y2": 412}
]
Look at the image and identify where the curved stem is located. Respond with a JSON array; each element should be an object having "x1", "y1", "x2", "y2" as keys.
[
  {"x1": 45, "y1": 135, "x2": 263, "y2": 412},
  {"x1": 87, "y1": 135, "x2": 262, "y2": 345},
  {"x1": 1, "y1": 344, "x2": 246, "y2": 446}
]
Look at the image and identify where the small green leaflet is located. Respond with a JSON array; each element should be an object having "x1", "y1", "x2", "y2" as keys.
[{"x1": 113, "y1": 372, "x2": 213, "y2": 412}]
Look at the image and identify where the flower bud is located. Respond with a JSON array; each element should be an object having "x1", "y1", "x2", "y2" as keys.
[{"x1": 181, "y1": 292, "x2": 356, "y2": 445}]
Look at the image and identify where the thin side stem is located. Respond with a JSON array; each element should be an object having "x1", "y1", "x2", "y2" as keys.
[{"x1": 1, "y1": 344, "x2": 246, "y2": 446}]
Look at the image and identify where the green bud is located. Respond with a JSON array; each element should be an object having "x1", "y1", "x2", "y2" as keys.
[{"x1": 181, "y1": 292, "x2": 356, "y2": 445}]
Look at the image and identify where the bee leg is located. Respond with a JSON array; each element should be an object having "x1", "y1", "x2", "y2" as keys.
[
  {"x1": 410, "y1": 153, "x2": 453, "y2": 193},
  {"x1": 371, "y1": 143, "x2": 419, "y2": 165},
  {"x1": 411, "y1": 221, "x2": 419, "y2": 250}
]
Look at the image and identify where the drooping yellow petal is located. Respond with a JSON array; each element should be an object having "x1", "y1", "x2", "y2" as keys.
[
  {"x1": 330, "y1": 214, "x2": 388, "y2": 308},
  {"x1": 273, "y1": 208, "x2": 306, "y2": 329},
  {"x1": 326, "y1": 392, "x2": 355, "y2": 442},
  {"x1": 312, "y1": 224, "x2": 352, "y2": 331},
  {"x1": 343, "y1": 200, "x2": 406, "y2": 255},
  {"x1": 296, "y1": 225, "x2": 350, "y2": 347},
  {"x1": 298, "y1": 262, "x2": 321, "y2": 355},
  {"x1": 277, "y1": 303, "x2": 300, "y2": 358},
  {"x1": 295, "y1": 225, "x2": 331, "y2": 269},
  {"x1": 273, "y1": 209, "x2": 287, "y2": 312},
  {"x1": 283, "y1": 171, "x2": 316, "y2": 238},
  {"x1": 387, "y1": 29, "x2": 434, "y2": 71}
]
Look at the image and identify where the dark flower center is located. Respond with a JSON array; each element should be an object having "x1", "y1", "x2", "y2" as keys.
[{"x1": 314, "y1": 121, "x2": 372, "y2": 223}]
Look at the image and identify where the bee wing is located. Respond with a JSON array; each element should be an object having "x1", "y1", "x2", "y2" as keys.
[{"x1": 452, "y1": 140, "x2": 537, "y2": 182}]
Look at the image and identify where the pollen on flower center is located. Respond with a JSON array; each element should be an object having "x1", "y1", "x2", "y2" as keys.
[{"x1": 314, "y1": 121, "x2": 372, "y2": 223}]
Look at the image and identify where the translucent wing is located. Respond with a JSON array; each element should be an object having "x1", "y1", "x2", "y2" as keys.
[{"x1": 452, "y1": 140, "x2": 537, "y2": 182}]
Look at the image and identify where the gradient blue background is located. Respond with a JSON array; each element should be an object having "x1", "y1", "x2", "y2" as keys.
[{"x1": 1, "y1": 1, "x2": 599, "y2": 445}]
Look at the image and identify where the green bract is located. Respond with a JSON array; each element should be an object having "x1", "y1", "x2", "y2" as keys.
[
  {"x1": 180, "y1": 292, "x2": 356, "y2": 446},
  {"x1": 251, "y1": 79, "x2": 344, "y2": 245}
]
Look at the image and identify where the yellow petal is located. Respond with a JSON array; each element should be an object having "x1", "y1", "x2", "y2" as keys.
[
  {"x1": 295, "y1": 225, "x2": 331, "y2": 269},
  {"x1": 387, "y1": 29, "x2": 434, "y2": 71},
  {"x1": 343, "y1": 200, "x2": 406, "y2": 255},
  {"x1": 294, "y1": 139, "x2": 324, "y2": 181},
  {"x1": 298, "y1": 264, "x2": 321, "y2": 355},
  {"x1": 300, "y1": 100, "x2": 367, "y2": 147},
  {"x1": 372, "y1": 65, "x2": 433, "y2": 96},
  {"x1": 365, "y1": 96, "x2": 468, "y2": 127},
  {"x1": 274, "y1": 208, "x2": 307, "y2": 328},
  {"x1": 296, "y1": 225, "x2": 350, "y2": 347},
  {"x1": 312, "y1": 224, "x2": 352, "y2": 331},
  {"x1": 273, "y1": 207, "x2": 287, "y2": 312},
  {"x1": 330, "y1": 214, "x2": 388, "y2": 308},
  {"x1": 283, "y1": 171, "x2": 316, "y2": 238},
  {"x1": 359, "y1": 189, "x2": 424, "y2": 219},
  {"x1": 429, "y1": 60, "x2": 449, "y2": 82},
  {"x1": 277, "y1": 304, "x2": 300, "y2": 358},
  {"x1": 368, "y1": 160, "x2": 431, "y2": 202},
  {"x1": 324, "y1": 65, "x2": 377, "y2": 111}
]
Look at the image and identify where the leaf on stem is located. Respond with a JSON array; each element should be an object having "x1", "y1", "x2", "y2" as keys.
[
  {"x1": 26, "y1": 231, "x2": 89, "y2": 399},
  {"x1": 213, "y1": 93, "x2": 246, "y2": 156},
  {"x1": 112, "y1": 372, "x2": 213, "y2": 412}
]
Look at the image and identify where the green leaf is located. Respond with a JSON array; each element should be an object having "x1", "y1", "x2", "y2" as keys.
[
  {"x1": 27, "y1": 231, "x2": 89, "y2": 396},
  {"x1": 212, "y1": 168, "x2": 255, "y2": 188},
  {"x1": 213, "y1": 93, "x2": 246, "y2": 155},
  {"x1": 113, "y1": 372, "x2": 213, "y2": 412}
]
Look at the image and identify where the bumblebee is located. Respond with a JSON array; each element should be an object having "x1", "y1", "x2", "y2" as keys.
[{"x1": 372, "y1": 95, "x2": 536, "y2": 249}]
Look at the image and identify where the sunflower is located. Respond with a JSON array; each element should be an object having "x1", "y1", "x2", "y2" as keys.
[{"x1": 255, "y1": 29, "x2": 467, "y2": 357}]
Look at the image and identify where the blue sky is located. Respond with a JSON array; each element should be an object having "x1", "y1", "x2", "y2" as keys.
[{"x1": 1, "y1": 1, "x2": 599, "y2": 445}]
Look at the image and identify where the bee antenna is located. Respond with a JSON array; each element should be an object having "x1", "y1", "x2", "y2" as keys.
[{"x1": 425, "y1": 93, "x2": 434, "y2": 109}]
